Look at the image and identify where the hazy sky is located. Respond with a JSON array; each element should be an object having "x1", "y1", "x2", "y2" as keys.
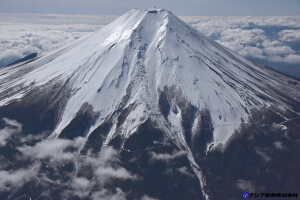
[{"x1": 0, "y1": 0, "x2": 299, "y2": 16}]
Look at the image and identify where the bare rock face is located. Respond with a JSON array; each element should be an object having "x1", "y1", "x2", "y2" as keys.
[{"x1": 0, "y1": 8, "x2": 299, "y2": 200}]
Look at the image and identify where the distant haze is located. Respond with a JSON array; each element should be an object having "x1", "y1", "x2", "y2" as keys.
[{"x1": 0, "y1": 0, "x2": 299, "y2": 16}]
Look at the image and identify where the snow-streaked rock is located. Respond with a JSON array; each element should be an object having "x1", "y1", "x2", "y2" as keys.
[{"x1": 1, "y1": 8, "x2": 299, "y2": 146}]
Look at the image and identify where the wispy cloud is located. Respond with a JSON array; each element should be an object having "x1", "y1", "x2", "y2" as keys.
[
  {"x1": 141, "y1": 194, "x2": 160, "y2": 200},
  {"x1": 1, "y1": 129, "x2": 140, "y2": 199},
  {"x1": 91, "y1": 188, "x2": 126, "y2": 200},
  {"x1": 236, "y1": 179, "x2": 255, "y2": 192},
  {"x1": 81, "y1": 147, "x2": 140, "y2": 185},
  {"x1": 149, "y1": 150, "x2": 187, "y2": 164},
  {"x1": 176, "y1": 166, "x2": 194, "y2": 177},
  {"x1": 0, "y1": 118, "x2": 22, "y2": 146},
  {"x1": 0, "y1": 163, "x2": 40, "y2": 192},
  {"x1": 18, "y1": 137, "x2": 84, "y2": 163},
  {"x1": 71, "y1": 177, "x2": 95, "y2": 198}
]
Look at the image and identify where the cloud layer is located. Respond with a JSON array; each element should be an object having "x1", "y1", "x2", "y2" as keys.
[
  {"x1": 0, "y1": 13, "x2": 117, "y2": 67},
  {"x1": 0, "y1": 23, "x2": 101, "y2": 67},
  {"x1": 183, "y1": 16, "x2": 300, "y2": 66}
]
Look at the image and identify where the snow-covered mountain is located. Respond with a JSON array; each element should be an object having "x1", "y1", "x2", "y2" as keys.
[{"x1": 0, "y1": 8, "x2": 299, "y2": 200}]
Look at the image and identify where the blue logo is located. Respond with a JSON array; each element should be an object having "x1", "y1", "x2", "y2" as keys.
[{"x1": 243, "y1": 192, "x2": 249, "y2": 199}]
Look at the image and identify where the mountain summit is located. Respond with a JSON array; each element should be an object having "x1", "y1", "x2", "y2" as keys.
[{"x1": 0, "y1": 8, "x2": 300, "y2": 200}]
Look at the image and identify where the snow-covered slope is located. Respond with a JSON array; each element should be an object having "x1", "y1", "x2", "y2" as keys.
[
  {"x1": 1, "y1": 8, "x2": 299, "y2": 147},
  {"x1": 1, "y1": 8, "x2": 300, "y2": 200}
]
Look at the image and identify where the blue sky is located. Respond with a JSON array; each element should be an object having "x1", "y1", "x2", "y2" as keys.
[{"x1": 0, "y1": 0, "x2": 299, "y2": 16}]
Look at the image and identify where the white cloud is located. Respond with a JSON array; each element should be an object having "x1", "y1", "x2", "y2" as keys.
[
  {"x1": 18, "y1": 137, "x2": 85, "y2": 162},
  {"x1": 73, "y1": 136, "x2": 86, "y2": 148},
  {"x1": 262, "y1": 40, "x2": 282, "y2": 48},
  {"x1": 71, "y1": 177, "x2": 94, "y2": 198},
  {"x1": 149, "y1": 150, "x2": 187, "y2": 163},
  {"x1": 19, "y1": 138, "x2": 72, "y2": 159},
  {"x1": 219, "y1": 28, "x2": 267, "y2": 45},
  {"x1": 0, "y1": 15, "x2": 108, "y2": 67},
  {"x1": 0, "y1": 121, "x2": 136, "y2": 198},
  {"x1": 278, "y1": 29, "x2": 300, "y2": 42},
  {"x1": 0, "y1": 163, "x2": 40, "y2": 191},
  {"x1": 19, "y1": 133, "x2": 46, "y2": 143},
  {"x1": 181, "y1": 16, "x2": 300, "y2": 35},
  {"x1": 95, "y1": 166, "x2": 138, "y2": 182},
  {"x1": 0, "y1": 169, "x2": 31, "y2": 191},
  {"x1": 59, "y1": 146, "x2": 140, "y2": 199},
  {"x1": 261, "y1": 38, "x2": 300, "y2": 64},
  {"x1": 272, "y1": 141, "x2": 284, "y2": 150},
  {"x1": 218, "y1": 28, "x2": 267, "y2": 59},
  {"x1": 216, "y1": 28, "x2": 267, "y2": 60},
  {"x1": 2, "y1": 118, "x2": 22, "y2": 130},
  {"x1": 141, "y1": 195, "x2": 160, "y2": 200},
  {"x1": 183, "y1": 16, "x2": 300, "y2": 66},
  {"x1": 16, "y1": 144, "x2": 138, "y2": 197},
  {"x1": 83, "y1": 146, "x2": 121, "y2": 168},
  {"x1": 0, "y1": 127, "x2": 14, "y2": 146},
  {"x1": 0, "y1": 13, "x2": 117, "y2": 68},
  {"x1": 0, "y1": 25, "x2": 85, "y2": 67},
  {"x1": 217, "y1": 28, "x2": 300, "y2": 64},
  {"x1": 268, "y1": 54, "x2": 300, "y2": 64},
  {"x1": 264, "y1": 46, "x2": 295, "y2": 55},
  {"x1": 236, "y1": 179, "x2": 255, "y2": 192},
  {"x1": 255, "y1": 148, "x2": 271, "y2": 162},
  {"x1": 218, "y1": 41, "x2": 244, "y2": 52},
  {"x1": 0, "y1": 118, "x2": 22, "y2": 146},
  {"x1": 91, "y1": 188, "x2": 126, "y2": 200},
  {"x1": 97, "y1": 146, "x2": 121, "y2": 164},
  {"x1": 176, "y1": 166, "x2": 194, "y2": 177},
  {"x1": 82, "y1": 147, "x2": 139, "y2": 185},
  {"x1": 239, "y1": 46, "x2": 265, "y2": 59}
]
